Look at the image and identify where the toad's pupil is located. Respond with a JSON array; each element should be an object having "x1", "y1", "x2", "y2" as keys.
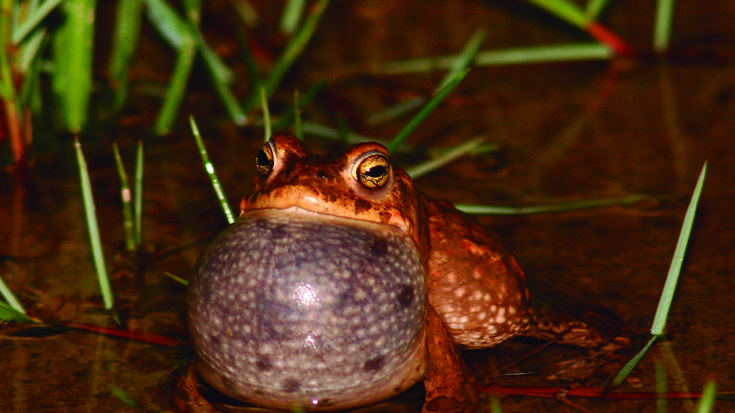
[{"x1": 366, "y1": 165, "x2": 386, "y2": 177}]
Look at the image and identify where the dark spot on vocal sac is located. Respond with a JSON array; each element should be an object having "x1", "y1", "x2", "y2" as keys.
[
  {"x1": 363, "y1": 355, "x2": 385, "y2": 372},
  {"x1": 282, "y1": 378, "x2": 301, "y2": 393},
  {"x1": 370, "y1": 239, "x2": 388, "y2": 256},
  {"x1": 396, "y1": 285, "x2": 414, "y2": 308},
  {"x1": 268, "y1": 223, "x2": 288, "y2": 239},
  {"x1": 317, "y1": 169, "x2": 329, "y2": 179},
  {"x1": 255, "y1": 356, "x2": 273, "y2": 370},
  {"x1": 254, "y1": 218, "x2": 268, "y2": 229}
]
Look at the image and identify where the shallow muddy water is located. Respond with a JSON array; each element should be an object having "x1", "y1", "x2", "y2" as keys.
[{"x1": 1, "y1": 1, "x2": 735, "y2": 412}]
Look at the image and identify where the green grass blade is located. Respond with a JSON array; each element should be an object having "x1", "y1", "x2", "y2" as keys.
[
  {"x1": 230, "y1": 0, "x2": 258, "y2": 27},
  {"x1": 154, "y1": 37, "x2": 196, "y2": 135},
  {"x1": 523, "y1": 0, "x2": 588, "y2": 28},
  {"x1": 473, "y1": 42, "x2": 613, "y2": 65},
  {"x1": 149, "y1": 0, "x2": 199, "y2": 135},
  {"x1": 386, "y1": 68, "x2": 469, "y2": 153},
  {"x1": 0, "y1": 301, "x2": 36, "y2": 323},
  {"x1": 164, "y1": 271, "x2": 188, "y2": 286},
  {"x1": 369, "y1": 29, "x2": 486, "y2": 126},
  {"x1": 17, "y1": 25, "x2": 46, "y2": 75},
  {"x1": 11, "y1": 0, "x2": 64, "y2": 45},
  {"x1": 697, "y1": 381, "x2": 717, "y2": 413},
  {"x1": 585, "y1": 0, "x2": 609, "y2": 19},
  {"x1": 272, "y1": 79, "x2": 326, "y2": 131},
  {"x1": 367, "y1": 97, "x2": 424, "y2": 125},
  {"x1": 75, "y1": 138, "x2": 114, "y2": 310},
  {"x1": 246, "y1": 0, "x2": 329, "y2": 112},
  {"x1": 198, "y1": 42, "x2": 247, "y2": 125},
  {"x1": 406, "y1": 136, "x2": 487, "y2": 179},
  {"x1": 371, "y1": 43, "x2": 611, "y2": 75},
  {"x1": 611, "y1": 335, "x2": 657, "y2": 387},
  {"x1": 653, "y1": 0, "x2": 675, "y2": 53},
  {"x1": 651, "y1": 163, "x2": 706, "y2": 335},
  {"x1": 0, "y1": 0, "x2": 20, "y2": 158},
  {"x1": 260, "y1": 86, "x2": 271, "y2": 140},
  {"x1": 146, "y1": 0, "x2": 245, "y2": 127},
  {"x1": 435, "y1": 28, "x2": 486, "y2": 92},
  {"x1": 457, "y1": 194, "x2": 646, "y2": 215},
  {"x1": 57, "y1": 0, "x2": 96, "y2": 133},
  {"x1": 189, "y1": 116, "x2": 235, "y2": 224},
  {"x1": 280, "y1": 0, "x2": 306, "y2": 35},
  {"x1": 112, "y1": 143, "x2": 136, "y2": 252},
  {"x1": 144, "y1": 0, "x2": 188, "y2": 48},
  {"x1": 612, "y1": 163, "x2": 707, "y2": 387},
  {"x1": 0, "y1": 274, "x2": 26, "y2": 314},
  {"x1": 134, "y1": 140, "x2": 143, "y2": 247},
  {"x1": 109, "y1": 0, "x2": 143, "y2": 110}
]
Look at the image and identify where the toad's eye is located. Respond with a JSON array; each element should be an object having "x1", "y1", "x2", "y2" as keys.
[
  {"x1": 352, "y1": 152, "x2": 391, "y2": 189},
  {"x1": 256, "y1": 141, "x2": 275, "y2": 176}
]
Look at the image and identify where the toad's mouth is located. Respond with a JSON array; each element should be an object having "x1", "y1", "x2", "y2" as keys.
[{"x1": 244, "y1": 205, "x2": 402, "y2": 235}]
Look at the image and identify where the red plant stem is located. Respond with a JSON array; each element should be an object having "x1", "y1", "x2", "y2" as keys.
[
  {"x1": 480, "y1": 385, "x2": 708, "y2": 400},
  {"x1": 5, "y1": 98, "x2": 24, "y2": 163},
  {"x1": 62, "y1": 322, "x2": 185, "y2": 347},
  {"x1": 587, "y1": 22, "x2": 634, "y2": 57}
]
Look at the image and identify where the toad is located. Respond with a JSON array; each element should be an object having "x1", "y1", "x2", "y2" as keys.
[{"x1": 186, "y1": 134, "x2": 623, "y2": 412}]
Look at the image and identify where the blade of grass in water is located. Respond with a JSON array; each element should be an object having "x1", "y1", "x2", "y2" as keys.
[
  {"x1": 11, "y1": 0, "x2": 64, "y2": 45},
  {"x1": 585, "y1": 0, "x2": 609, "y2": 19},
  {"x1": 0, "y1": 274, "x2": 26, "y2": 314},
  {"x1": 651, "y1": 163, "x2": 706, "y2": 335},
  {"x1": 524, "y1": 0, "x2": 587, "y2": 27},
  {"x1": 194, "y1": 26, "x2": 246, "y2": 125},
  {"x1": 0, "y1": 301, "x2": 36, "y2": 323},
  {"x1": 0, "y1": 0, "x2": 23, "y2": 162},
  {"x1": 146, "y1": 0, "x2": 245, "y2": 130},
  {"x1": 372, "y1": 43, "x2": 611, "y2": 75},
  {"x1": 260, "y1": 86, "x2": 271, "y2": 140},
  {"x1": 457, "y1": 194, "x2": 646, "y2": 215},
  {"x1": 406, "y1": 136, "x2": 488, "y2": 179},
  {"x1": 522, "y1": 0, "x2": 631, "y2": 54},
  {"x1": 611, "y1": 163, "x2": 706, "y2": 387},
  {"x1": 272, "y1": 79, "x2": 326, "y2": 132},
  {"x1": 190, "y1": 116, "x2": 235, "y2": 224},
  {"x1": 57, "y1": 0, "x2": 96, "y2": 133},
  {"x1": 112, "y1": 143, "x2": 136, "y2": 252},
  {"x1": 369, "y1": 29, "x2": 486, "y2": 125},
  {"x1": 164, "y1": 271, "x2": 188, "y2": 286},
  {"x1": 280, "y1": 0, "x2": 306, "y2": 35},
  {"x1": 245, "y1": 0, "x2": 328, "y2": 112},
  {"x1": 653, "y1": 0, "x2": 675, "y2": 53},
  {"x1": 109, "y1": 0, "x2": 143, "y2": 110},
  {"x1": 611, "y1": 335, "x2": 657, "y2": 388},
  {"x1": 149, "y1": 0, "x2": 198, "y2": 135},
  {"x1": 697, "y1": 381, "x2": 717, "y2": 413},
  {"x1": 436, "y1": 29, "x2": 486, "y2": 92},
  {"x1": 75, "y1": 138, "x2": 115, "y2": 310},
  {"x1": 134, "y1": 140, "x2": 143, "y2": 246},
  {"x1": 386, "y1": 68, "x2": 469, "y2": 153}
]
